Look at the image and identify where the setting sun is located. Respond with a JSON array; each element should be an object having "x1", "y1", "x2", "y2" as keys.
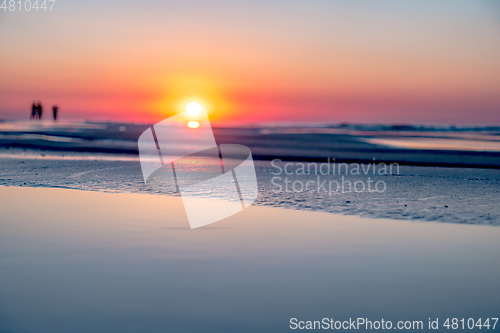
[{"x1": 186, "y1": 102, "x2": 202, "y2": 116}]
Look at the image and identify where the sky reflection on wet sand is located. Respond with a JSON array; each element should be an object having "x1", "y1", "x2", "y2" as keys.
[{"x1": 0, "y1": 186, "x2": 499, "y2": 332}]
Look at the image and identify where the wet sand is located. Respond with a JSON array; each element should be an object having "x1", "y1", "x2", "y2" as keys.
[
  {"x1": 1, "y1": 151, "x2": 499, "y2": 225},
  {"x1": 0, "y1": 186, "x2": 499, "y2": 332}
]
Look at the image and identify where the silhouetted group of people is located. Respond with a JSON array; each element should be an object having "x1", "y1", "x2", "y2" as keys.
[{"x1": 31, "y1": 101, "x2": 58, "y2": 121}]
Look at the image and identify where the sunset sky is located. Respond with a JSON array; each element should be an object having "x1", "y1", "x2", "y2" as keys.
[{"x1": 1, "y1": 0, "x2": 499, "y2": 124}]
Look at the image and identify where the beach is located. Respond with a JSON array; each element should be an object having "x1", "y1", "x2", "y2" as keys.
[
  {"x1": 1, "y1": 121, "x2": 499, "y2": 226},
  {"x1": 2, "y1": 1, "x2": 500, "y2": 332},
  {"x1": 0, "y1": 185, "x2": 499, "y2": 332},
  {"x1": 0, "y1": 122, "x2": 499, "y2": 332},
  {"x1": 0, "y1": 148, "x2": 499, "y2": 225}
]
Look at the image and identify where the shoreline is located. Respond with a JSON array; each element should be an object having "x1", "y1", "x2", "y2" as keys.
[
  {"x1": 1, "y1": 150, "x2": 499, "y2": 226},
  {"x1": 0, "y1": 120, "x2": 499, "y2": 169}
]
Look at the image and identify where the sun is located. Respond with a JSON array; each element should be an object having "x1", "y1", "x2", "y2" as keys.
[{"x1": 186, "y1": 102, "x2": 202, "y2": 116}]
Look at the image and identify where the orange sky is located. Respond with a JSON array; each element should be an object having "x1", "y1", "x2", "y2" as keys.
[{"x1": 1, "y1": 0, "x2": 500, "y2": 124}]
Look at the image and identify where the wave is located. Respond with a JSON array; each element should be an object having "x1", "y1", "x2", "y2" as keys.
[{"x1": 0, "y1": 121, "x2": 499, "y2": 167}]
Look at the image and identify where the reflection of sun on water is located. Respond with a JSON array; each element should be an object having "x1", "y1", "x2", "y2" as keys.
[{"x1": 187, "y1": 121, "x2": 200, "y2": 128}]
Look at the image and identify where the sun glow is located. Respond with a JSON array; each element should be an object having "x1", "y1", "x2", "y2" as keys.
[
  {"x1": 187, "y1": 121, "x2": 200, "y2": 128},
  {"x1": 186, "y1": 102, "x2": 202, "y2": 116}
]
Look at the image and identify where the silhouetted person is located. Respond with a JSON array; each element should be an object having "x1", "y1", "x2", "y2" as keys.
[
  {"x1": 37, "y1": 101, "x2": 43, "y2": 119},
  {"x1": 31, "y1": 102, "x2": 37, "y2": 119},
  {"x1": 52, "y1": 105, "x2": 58, "y2": 121}
]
